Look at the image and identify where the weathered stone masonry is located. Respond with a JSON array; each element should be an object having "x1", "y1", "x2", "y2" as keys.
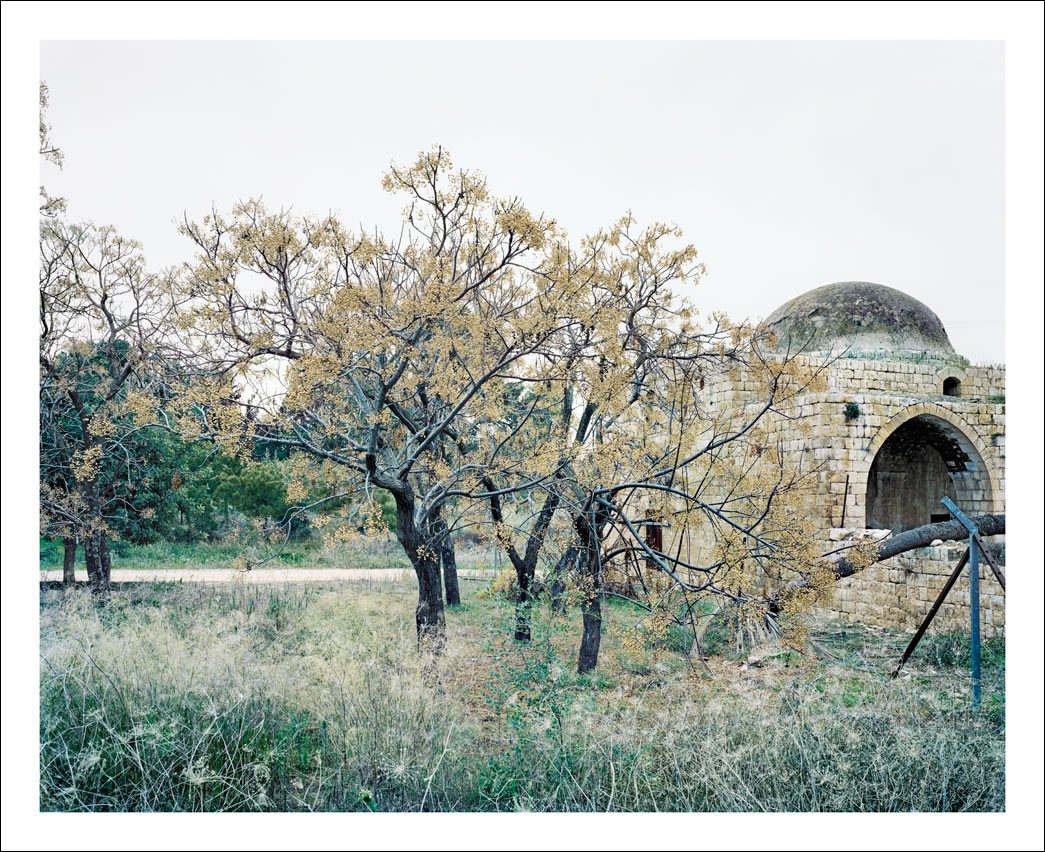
[{"x1": 698, "y1": 282, "x2": 1006, "y2": 635}]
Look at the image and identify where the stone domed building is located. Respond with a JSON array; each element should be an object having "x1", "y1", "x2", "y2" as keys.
[
  {"x1": 704, "y1": 281, "x2": 1006, "y2": 634},
  {"x1": 764, "y1": 281, "x2": 958, "y2": 359}
]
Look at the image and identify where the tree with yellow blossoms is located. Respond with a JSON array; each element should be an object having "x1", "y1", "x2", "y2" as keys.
[
  {"x1": 450, "y1": 207, "x2": 834, "y2": 671},
  {"x1": 177, "y1": 147, "x2": 846, "y2": 665},
  {"x1": 38, "y1": 87, "x2": 1001, "y2": 678},
  {"x1": 562, "y1": 335, "x2": 833, "y2": 671},
  {"x1": 179, "y1": 147, "x2": 597, "y2": 649}
]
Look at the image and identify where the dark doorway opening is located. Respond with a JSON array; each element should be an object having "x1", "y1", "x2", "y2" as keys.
[{"x1": 865, "y1": 415, "x2": 987, "y2": 533}]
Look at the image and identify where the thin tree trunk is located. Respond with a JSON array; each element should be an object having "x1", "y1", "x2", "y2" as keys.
[
  {"x1": 62, "y1": 537, "x2": 76, "y2": 587},
  {"x1": 575, "y1": 503, "x2": 609, "y2": 673},
  {"x1": 482, "y1": 476, "x2": 562, "y2": 643},
  {"x1": 515, "y1": 572, "x2": 533, "y2": 642},
  {"x1": 548, "y1": 544, "x2": 577, "y2": 613},
  {"x1": 574, "y1": 540, "x2": 604, "y2": 673},
  {"x1": 435, "y1": 517, "x2": 461, "y2": 607},
  {"x1": 83, "y1": 534, "x2": 95, "y2": 586}
]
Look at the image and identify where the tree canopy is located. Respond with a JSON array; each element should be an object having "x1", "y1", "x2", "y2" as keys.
[{"x1": 41, "y1": 121, "x2": 847, "y2": 669}]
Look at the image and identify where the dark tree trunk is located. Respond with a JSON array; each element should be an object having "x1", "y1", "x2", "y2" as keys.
[
  {"x1": 84, "y1": 532, "x2": 110, "y2": 595},
  {"x1": 549, "y1": 577, "x2": 566, "y2": 613},
  {"x1": 485, "y1": 400, "x2": 594, "y2": 644},
  {"x1": 434, "y1": 517, "x2": 461, "y2": 607},
  {"x1": 62, "y1": 537, "x2": 76, "y2": 587},
  {"x1": 414, "y1": 548, "x2": 446, "y2": 653},
  {"x1": 575, "y1": 504, "x2": 609, "y2": 674},
  {"x1": 99, "y1": 534, "x2": 111, "y2": 586},
  {"x1": 548, "y1": 544, "x2": 578, "y2": 613},
  {"x1": 83, "y1": 534, "x2": 97, "y2": 587},
  {"x1": 482, "y1": 476, "x2": 563, "y2": 644},
  {"x1": 574, "y1": 537, "x2": 604, "y2": 674},
  {"x1": 393, "y1": 492, "x2": 447, "y2": 652},
  {"x1": 79, "y1": 477, "x2": 110, "y2": 595},
  {"x1": 836, "y1": 513, "x2": 1005, "y2": 578},
  {"x1": 515, "y1": 570, "x2": 533, "y2": 642},
  {"x1": 577, "y1": 594, "x2": 602, "y2": 674}
]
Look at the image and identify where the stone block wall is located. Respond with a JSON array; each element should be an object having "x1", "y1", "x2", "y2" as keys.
[
  {"x1": 824, "y1": 355, "x2": 1005, "y2": 400},
  {"x1": 692, "y1": 352, "x2": 1006, "y2": 635},
  {"x1": 703, "y1": 355, "x2": 1006, "y2": 538},
  {"x1": 821, "y1": 531, "x2": 1005, "y2": 636}
]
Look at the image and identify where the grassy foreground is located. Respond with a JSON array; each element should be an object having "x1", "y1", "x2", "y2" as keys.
[{"x1": 39, "y1": 579, "x2": 1005, "y2": 812}]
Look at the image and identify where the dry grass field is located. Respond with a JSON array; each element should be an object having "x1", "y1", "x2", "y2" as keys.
[{"x1": 39, "y1": 577, "x2": 1004, "y2": 812}]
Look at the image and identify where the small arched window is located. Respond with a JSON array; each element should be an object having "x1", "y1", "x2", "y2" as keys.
[{"x1": 943, "y1": 377, "x2": 961, "y2": 397}]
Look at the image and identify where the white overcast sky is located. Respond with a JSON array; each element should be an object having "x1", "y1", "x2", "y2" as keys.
[{"x1": 40, "y1": 39, "x2": 1005, "y2": 362}]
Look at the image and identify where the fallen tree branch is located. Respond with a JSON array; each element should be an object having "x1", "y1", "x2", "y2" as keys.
[
  {"x1": 831, "y1": 513, "x2": 1005, "y2": 580},
  {"x1": 769, "y1": 513, "x2": 1006, "y2": 614}
]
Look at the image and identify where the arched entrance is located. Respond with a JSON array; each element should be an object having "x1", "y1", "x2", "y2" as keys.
[{"x1": 864, "y1": 411, "x2": 995, "y2": 533}]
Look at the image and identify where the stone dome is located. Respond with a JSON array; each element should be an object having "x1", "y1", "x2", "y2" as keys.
[{"x1": 764, "y1": 282, "x2": 955, "y2": 357}]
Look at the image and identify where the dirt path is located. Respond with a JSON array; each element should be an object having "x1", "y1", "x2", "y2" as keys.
[{"x1": 40, "y1": 568, "x2": 496, "y2": 585}]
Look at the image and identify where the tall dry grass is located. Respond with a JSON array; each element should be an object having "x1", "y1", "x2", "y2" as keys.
[{"x1": 39, "y1": 582, "x2": 1004, "y2": 812}]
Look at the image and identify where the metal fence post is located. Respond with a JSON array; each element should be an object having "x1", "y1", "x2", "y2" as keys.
[
  {"x1": 941, "y1": 496, "x2": 981, "y2": 710},
  {"x1": 968, "y1": 527, "x2": 981, "y2": 709}
]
